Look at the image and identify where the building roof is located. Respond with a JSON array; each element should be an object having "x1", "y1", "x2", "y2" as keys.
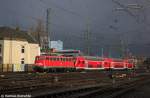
[{"x1": 0, "y1": 27, "x2": 38, "y2": 44}]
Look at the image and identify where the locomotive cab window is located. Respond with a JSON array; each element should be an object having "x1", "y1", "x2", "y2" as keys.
[
  {"x1": 35, "y1": 57, "x2": 39, "y2": 60},
  {"x1": 39, "y1": 57, "x2": 45, "y2": 60}
]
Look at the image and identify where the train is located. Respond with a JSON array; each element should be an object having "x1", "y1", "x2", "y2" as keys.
[{"x1": 33, "y1": 50, "x2": 135, "y2": 72}]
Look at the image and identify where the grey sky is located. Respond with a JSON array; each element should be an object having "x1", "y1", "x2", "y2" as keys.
[{"x1": 0, "y1": 0, "x2": 150, "y2": 56}]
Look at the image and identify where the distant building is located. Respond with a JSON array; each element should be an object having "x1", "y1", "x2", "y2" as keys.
[
  {"x1": 50, "y1": 40, "x2": 63, "y2": 50},
  {"x1": 0, "y1": 27, "x2": 40, "y2": 72}
]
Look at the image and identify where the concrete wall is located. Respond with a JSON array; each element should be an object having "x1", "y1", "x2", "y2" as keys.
[{"x1": 3, "y1": 39, "x2": 40, "y2": 65}]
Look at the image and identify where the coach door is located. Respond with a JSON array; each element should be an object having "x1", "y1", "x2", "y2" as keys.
[{"x1": 104, "y1": 59, "x2": 111, "y2": 69}]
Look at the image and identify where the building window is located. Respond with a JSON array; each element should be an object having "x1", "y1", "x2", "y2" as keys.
[
  {"x1": 21, "y1": 58, "x2": 24, "y2": 64},
  {"x1": 0, "y1": 44, "x2": 2, "y2": 53},
  {"x1": 21, "y1": 46, "x2": 25, "y2": 53}
]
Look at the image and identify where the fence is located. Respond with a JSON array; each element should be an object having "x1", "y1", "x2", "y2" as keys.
[{"x1": 0, "y1": 64, "x2": 33, "y2": 72}]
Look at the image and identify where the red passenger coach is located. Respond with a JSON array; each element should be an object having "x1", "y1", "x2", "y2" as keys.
[
  {"x1": 110, "y1": 59, "x2": 126, "y2": 69},
  {"x1": 83, "y1": 56, "x2": 104, "y2": 70},
  {"x1": 125, "y1": 59, "x2": 134, "y2": 69},
  {"x1": 109, "y1": 58, "x2": 134, "y2": 70}
]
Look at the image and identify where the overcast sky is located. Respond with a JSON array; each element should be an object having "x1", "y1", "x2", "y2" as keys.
[{"x1": 0, "y1": 0, "x2": 150, "y2": 56}]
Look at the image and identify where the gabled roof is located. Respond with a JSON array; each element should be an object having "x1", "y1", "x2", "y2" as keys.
[{"x1": 0, "y1": 27, "x2": 38, "y2": 44}]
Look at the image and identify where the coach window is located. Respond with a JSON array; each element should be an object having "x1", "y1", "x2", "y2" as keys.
[
  {"x1": 21, "y1": 58, "x2": 24, "y2": 64},
  {"x1": 21, "y1": 46, "x2": 25, "y2": 53}
]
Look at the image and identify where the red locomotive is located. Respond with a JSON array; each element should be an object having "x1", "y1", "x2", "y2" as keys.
[{"x1": 33, "y1": 50, "x2": 135, "y2": 72}]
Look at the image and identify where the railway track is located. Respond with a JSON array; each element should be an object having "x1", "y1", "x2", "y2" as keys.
[
  {"x1": 0, "y1": 72, "x2": 110, "y2": 94},
  {"x1": 98, "y1": 75, "x2": 150, "y2": 98},
  {"x1": 33, "y1": 74, "x2": 150, "y2": 98},
  {"x1": 0, "y1": 71, "x2": 148, "y2": 98}
]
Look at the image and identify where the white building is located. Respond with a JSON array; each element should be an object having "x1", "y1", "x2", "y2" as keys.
[
  {"x1": 0, "y1": 27, "x2": 40, "y2": 72},
  {"x1": 50, "y1": 40, "x2": 63, "y2": 50}
]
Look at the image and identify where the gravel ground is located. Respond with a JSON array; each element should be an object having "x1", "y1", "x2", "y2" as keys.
[{"x1": 117, "y1": 82, "x2": 150, "y2": 98}]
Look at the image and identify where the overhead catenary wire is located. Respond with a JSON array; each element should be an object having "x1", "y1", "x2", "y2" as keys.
[
  {"x1": 4, "y1": 5, "x2": 150, "y2": 47},
  {"x1": 2, "y1": 0, "x2": 150, "y2": 57}
]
